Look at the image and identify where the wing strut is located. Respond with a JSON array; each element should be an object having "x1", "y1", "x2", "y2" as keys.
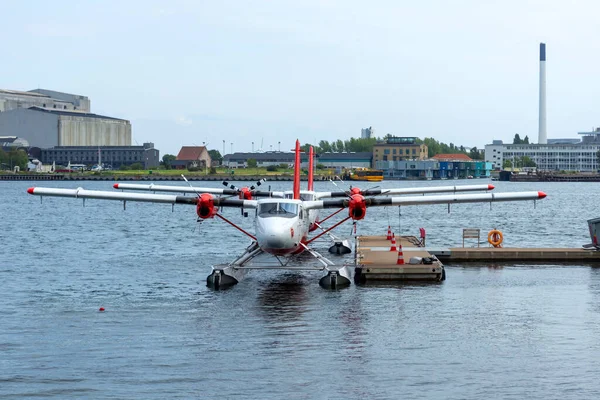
[
  {"x1": 215, "y1": 213, "x2": 257, "y2": 241},
  {"x1": 307, "y1": 216, "x2": 352, "y2": 244}
]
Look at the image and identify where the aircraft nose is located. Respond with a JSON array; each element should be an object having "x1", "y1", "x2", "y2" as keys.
[{"x1": 265, "y1": 235, "x2": 288, "y2": 249}]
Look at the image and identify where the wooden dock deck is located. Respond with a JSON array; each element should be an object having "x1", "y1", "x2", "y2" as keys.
[{"x1": 354, "y1": 235, "x2": 445, "y2": 283}]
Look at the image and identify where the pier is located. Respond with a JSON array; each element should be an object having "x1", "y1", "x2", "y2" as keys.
[
  {"x1": 431, "y1": 247, "x2": 600, "y2": 263},
  {"x1": 354, "y1": 233, "x2": 600, "y2": 283}
]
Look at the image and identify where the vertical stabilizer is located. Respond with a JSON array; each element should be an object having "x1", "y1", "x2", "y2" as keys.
[
  {"x1": 538, "y1": 42, "x2": 547, "y2": 144},
  {"x1": 308, "y1": 146, "x2": 314, "y2": 191},
  {"x1": 293, "y1": 140, "x2": 301, "y2": 199}
]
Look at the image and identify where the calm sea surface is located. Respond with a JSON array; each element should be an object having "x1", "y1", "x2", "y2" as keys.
[{"x1": 2, "y1": 179, "x2": 600, "y2": 399}]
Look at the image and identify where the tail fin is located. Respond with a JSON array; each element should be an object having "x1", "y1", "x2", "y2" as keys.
[
  {"x1": 293, "y1": 139, "x2": 301, "y2": 200},
  {"x1": 308, "y1": 146, "x2": 314, "y2": 191}
]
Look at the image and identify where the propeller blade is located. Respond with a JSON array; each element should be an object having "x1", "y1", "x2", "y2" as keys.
[{"x1": 181, "y1": 174, "x2": 202, "y2": 198}]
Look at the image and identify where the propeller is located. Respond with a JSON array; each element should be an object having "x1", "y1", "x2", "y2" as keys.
[
  {"x1": 182, "y1": 174, "x2": 217, "y2": 222},
  {"x1": 222, "y1": 178, "x2": 267, "y2": 215}
]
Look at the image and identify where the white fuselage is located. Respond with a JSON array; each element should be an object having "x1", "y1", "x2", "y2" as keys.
[{"x1": 254, "y1": 198, "x2": 311, "y2": 255}]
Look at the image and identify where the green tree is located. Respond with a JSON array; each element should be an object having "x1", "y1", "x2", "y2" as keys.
[
  {"x1": 247, "y1": 158, "x2": 257, "y2": 168},
  {"x1": 208, "y1": 150, "x2": 222, "y2": 164},
  {"x1": 5, "y1": 149, "x2": 29, "y2": 171},
  {"x1": 119, "y1": 164, "x2": 130, "y2": 171},
  {"x1": 523, "y1": 135, "x2": 530, "y2": 144},
  {"x1": 513, "y1": 134, "x2": 522, "y2": 144},
  {"x1": 335, "y1": 139, "x2": 345, "y2": 153},
  {"x1": 130, "y1": 162, "x2": 144, "y2": 170},
  {"x1": 520, "y1": 156, "x2": 536, "y2": 167},
  {"x1": 318, "y1": 140, "x2": 332, "y2": 153},
  {"x1": 503, "y1": 159, "x2": 513, "y2": 169},
  {"x1": 0, "y1": 148, "x2": 7, "y2": 169},
  {"x1": 161, "y1": 154, "x2": 176, "y2": 169},
  {"x1": 469, "y1": 147, "x2": 483, "y2": 160}
]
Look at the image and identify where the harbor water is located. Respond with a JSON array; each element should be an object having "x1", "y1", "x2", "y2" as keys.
[{"x1": 2, "y1": 180, "x2": 600, "y2": 399}]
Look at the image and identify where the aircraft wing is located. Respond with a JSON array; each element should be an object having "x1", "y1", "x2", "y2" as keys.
[
  {"x1": 112, "y1": 183, "x2": 284, "y2": 198},
  {"x1": 314, "y1": 184, "x2": 495, "y2": 199},
  {"x1": 26, "y1": 187, "x2": 258, "y2": 208},
  {"x1": 304, "y1": 191, "x2": 546, "y2": 210}
]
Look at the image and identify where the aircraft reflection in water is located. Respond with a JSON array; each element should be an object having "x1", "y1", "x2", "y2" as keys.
[{"x1": 27, "y1": 140, "x2": 546, "y2": 288}]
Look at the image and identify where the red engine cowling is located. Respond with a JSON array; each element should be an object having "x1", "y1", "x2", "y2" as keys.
[
  {"x1": 350, "y1": 187, "x2": 362, "y2": 196},
  {"x1": 348, "y1": 194, "x2": 367, "y2": 220},
  {"x1": 196, "y1": 193, "x2": 217, "y2": 219},
  {"x1": 239, "y1": 187, "x2": 253, "y2": 200}
]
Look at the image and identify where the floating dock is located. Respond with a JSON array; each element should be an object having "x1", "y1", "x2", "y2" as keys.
[
  {"x1": 353, "y1": 234, "x2": 600, "y2": 284},
  {"x1": 354, "y1": 235, "x2": 445, "y2": 283}
]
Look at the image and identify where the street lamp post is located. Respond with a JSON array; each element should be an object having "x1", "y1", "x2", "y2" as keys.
[{"x1": 203, "y1": 142, "x2": 209, "y2": 175}]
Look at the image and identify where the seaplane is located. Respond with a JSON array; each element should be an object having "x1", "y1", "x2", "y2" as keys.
[{"x1": 26, "y1": 140, "x2": 547, "y2": 288}]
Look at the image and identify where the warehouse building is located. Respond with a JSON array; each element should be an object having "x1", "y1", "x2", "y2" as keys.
[
  {"x1": 318, "y1": 152, "x2": 372, "y2": 169},
  {"x1": 0, "y1": 106, "x2": 131, "y2": 148},
  {"x1": 223, "y1": 152, "x2": 309, "y2": 168},
  {"x1": 0, "y1": 88, "x2": 90, "y2": 113}
]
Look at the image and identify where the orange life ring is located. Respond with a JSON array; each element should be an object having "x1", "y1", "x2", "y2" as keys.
[{"x1": 488, "y1": 229, "x2": 503, "y2": 247}]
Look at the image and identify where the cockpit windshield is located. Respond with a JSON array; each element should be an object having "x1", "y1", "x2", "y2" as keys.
[
  {"x1": 258, "y1": 202, "x2": 299, "y2": 218},
  {"x1": 284, "y1": 192, "x2": 315, "y2": 201}
]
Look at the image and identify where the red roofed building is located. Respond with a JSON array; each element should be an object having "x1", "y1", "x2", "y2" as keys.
[
  {"x1": 431, "y1": 154, "x2": 473, "y2": 162},
  {"x1": 174, "y1": 146, "x2": 212, "y2": 170}
]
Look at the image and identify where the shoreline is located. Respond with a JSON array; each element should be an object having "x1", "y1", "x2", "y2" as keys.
[{"x1": 1, "y1": 174, "x2": 484, "y2": 182}]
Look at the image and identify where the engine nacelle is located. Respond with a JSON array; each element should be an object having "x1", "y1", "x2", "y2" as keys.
[
  {"x1": 348, "y1": 194, "x2": 367, "y2": 220},
  {"x1": 196, "y1": 193, "x2": 217, "y2": 219},
  {"x1": 239, "y1": 187, "x2": 253, "y2": 200},
  {"x1": 350, "y1": 187, "x2": 362, "y2": 196}
]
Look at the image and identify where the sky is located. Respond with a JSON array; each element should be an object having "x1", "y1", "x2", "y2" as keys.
[{"x1": 1, "y1": 0, "x2": 599, "y2": 156}]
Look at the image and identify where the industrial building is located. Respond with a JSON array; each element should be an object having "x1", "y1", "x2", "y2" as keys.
[
  {"x1": 485, "y1": 43, "x2": 600, "y2": 173},
  {"x1": 0, "y1": 106, "x2": 131, "y2": 148},
  {"x1": 372, "y1": 137, "x2": 428, "y2": 162},
  {"x1": 223, "y1": 152, "x2": 309, "y2": 168},
  {"x1": 0, "y1": 136, "x2": 30, "y2": 152},
  {"x1": 0, "y1": 88, "x2": 90, "y2": 113},
  {"x1": 318, "y1": 152, "x2": 372, "y2": 169},
  {"x1": 40, "y1": 143, "x2": 159, "y2": 169}
]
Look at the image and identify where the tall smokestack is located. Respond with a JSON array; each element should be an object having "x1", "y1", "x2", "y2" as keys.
[{"x1": 538, "y1": 42, "x2": 547, "y2": 144}]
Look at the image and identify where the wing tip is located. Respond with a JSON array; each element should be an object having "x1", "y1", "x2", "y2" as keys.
[
  {"x1": 488, "y1": 184, "x2": 495, "y2": 190},
  {"x1": 538, "y1": 191, "x2": 547, "y2": 199},
  {"x1": 27, "y1": 187, "x2": 35, "y2": 195},
  {"x1": 113, "y1": 183, "x2": 119, "y2": 189}
]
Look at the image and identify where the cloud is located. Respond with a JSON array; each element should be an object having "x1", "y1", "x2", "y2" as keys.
[{"x1": 174, "y1": 116, "x2": 193, "y2": 126}]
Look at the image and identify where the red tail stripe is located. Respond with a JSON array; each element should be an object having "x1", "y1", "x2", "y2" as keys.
[
  {"x1": 308, "y1": 146, "x2": 314, "y2": 191},
  {"x1": 293, "y1": 139, "x2": 301, "y2": 200}
]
